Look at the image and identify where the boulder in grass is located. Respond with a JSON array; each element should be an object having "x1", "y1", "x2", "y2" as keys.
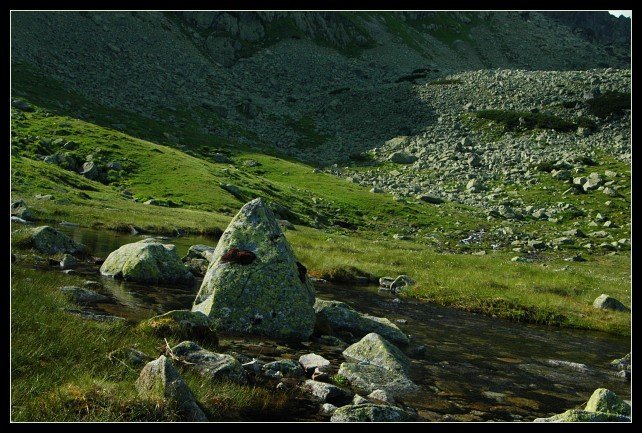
[
  {"x1": 592, "y1": 294, "x2": 629, "y2": 312},
  {"x1": 135, "y1": 355, "x2": 208, "y2": 421},
  {"x1": 100, "y1": 239, "x2": 194, "y2": 286},
  {"x1": 11, "y1": 200, "x2": 34, "y2": 221},
  {"x1": 192, "y1": 198, "x2": 315, "y2": 341},
  {"x1": 30, "y1": 226, "x2": 86, "y2": 255}
]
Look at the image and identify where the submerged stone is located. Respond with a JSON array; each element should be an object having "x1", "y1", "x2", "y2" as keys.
[
  {"x1": 314, "y1": 299, "x2": 409, "y2": 345},
  {"x1": 192, "y1": 198, "x2": 316, "y2": 341}
]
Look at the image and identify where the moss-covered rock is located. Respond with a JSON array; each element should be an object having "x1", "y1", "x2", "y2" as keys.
[
  {"x1": 192, "y1": 198, "x2": 315, "y2": 341},
  {"x1": 135, "y1": 355, "x2": 208, "y2": 421},
  {"x1": 314, "y1": 299, "x2": 409, "y2": 345},
  {"x1": 534, "y1": 409, "x2": 630, "y2": 422},
  {"x1": 342, "y1": 333, "x2": 410, "y2": 373},
  {"x1": 585, "y1": 388, "x2": 631, "y2": 416},
  {"x1": 302, "y1": 379, "x2": 354, "y2": 405},
  {"x1": 170, "y1": 341, "x2": 247, "y2": 384},
  {"x1": 330, "y1": 403, "x2": 414, "y2": 422},
  {"x1": 11, "y1": 199, "x2": 34, "y2": 221},
  {"x1": 262, "y1": 359, "x2": 305, "y2": 379},
  {"x1": 183, "y1": 244, "x2": 217, "y2": 276},
  {"x1": 534, "y1": 388, "x2": 631, "y2": 422},
  {"x1": 138, "y1": 310, "x2": 218, "y2": 345},
  {"x1": 337, "y1": 362, "x2": 419, "y2": 398},
  {"x1": 100, "y1": 239, "x2": 194, "y2": 286},
  {"x1": 29, "y1": 225, "x2": 86, "y2": 255},
  {"x1": 610, "y1": 352, "x2": 631, "y2": 372}
]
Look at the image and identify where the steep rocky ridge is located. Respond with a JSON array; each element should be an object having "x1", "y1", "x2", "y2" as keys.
[{"x1": 11, "y1": 11, "x2": 630, "y2": 166}]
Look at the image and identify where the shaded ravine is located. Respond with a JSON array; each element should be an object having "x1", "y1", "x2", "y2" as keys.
[{"x1": 28, "y1": 225, "x2": 632, "y2": 421}]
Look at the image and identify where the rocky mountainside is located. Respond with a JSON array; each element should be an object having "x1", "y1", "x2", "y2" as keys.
[
  {"x1": 11, "y1": 11, "x2": 630, "y2": 166},
  {"x1": 11, "y1": 11, "x2": 631, "y2": 256}
]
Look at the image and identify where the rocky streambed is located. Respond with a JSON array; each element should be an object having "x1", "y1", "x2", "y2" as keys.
[{"x1": 12, "y1": 221, "x2": 631, "y2": 422}]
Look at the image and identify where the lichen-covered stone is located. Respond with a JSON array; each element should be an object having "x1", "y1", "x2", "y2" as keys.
[
  {"x1": 585, "y1": 388, "x2": 631, "y2": 416},
  {"x1": 59, "y1": 253, "x2": 78, "y2": 269},
  {"x1": 192, "y1": 198, "x2": 315, "y2": 341},
  {"x1": 367, "y1": 389, "x2": 395, "y2": 404},
  {"x1": 301, "y1": 379, "x2": 354, "y2": 405},
  {"x1": 314, "y1": 299, "x2": 409, "y2": 345},
  {"x1": 299, "y1": 353, "x2": 331, "y2": 375},
  {"x1": 592, "y1": 294, "x2": 629, "y2": 311},
  {"x1": 30, "y1": 226, "x2": 86, "y2": 255},
  {"x1": 170, "y1": 341, "x2": 247, "y2": 384},
  {"x1": 262, "y1": 359, "x2": 305, "y2": 379},
  {"x1": 610, "y1": 353, "x2": 631, "y2": 372},
  {"x1": 184, "y1": 244, "x2": 217, "y2": 263},
  {"x1": 330, "y1": 403, "x2": 414, "y2": 422},
  {"x1": 100, "y1": 239, "x2": 194, "y2": 286},
  {"x1": 139, "y1": 310, "x2": 218, "y2": 345},
  {"x1": 534, "y1": 409, "x2": 630, "y2": 422},
  {"x1": 342, "y1": 333, "x2": 411, "y2": 373},
  {"x1": 11, "y1": 200, "x2": 34, "y2": 221},
  {"x1": 337, "y1": 362, "x2": 420, "y2": 398},
  {"x1": 135, "y1": 355, "x2": 207, "y2": 421},
  {"x1": 183, "y1": 244, "x2": 217, "y2": 276}
]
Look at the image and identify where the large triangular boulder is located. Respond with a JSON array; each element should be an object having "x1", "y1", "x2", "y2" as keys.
[{"x1": 192, "y1": 198, "x2": 315, "y2": 341}]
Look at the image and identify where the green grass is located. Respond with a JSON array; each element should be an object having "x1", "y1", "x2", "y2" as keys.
[
  {"x1": 10, "y1": 266, "x2": 302, "y2": 421},
  {"x1": 288, "y1": 227, "x2": 631, "y2": 335},
  {"x1": 11, "y1": 99, "x2": 492, "y2": 239},
  {"x1": 10, "y1": 79, "x2": 631, "y2": 338}
]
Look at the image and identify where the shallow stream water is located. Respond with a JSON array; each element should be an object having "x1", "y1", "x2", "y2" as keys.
[{"x1": 18, "y1": 224, "x2": 632, "y2": 421}]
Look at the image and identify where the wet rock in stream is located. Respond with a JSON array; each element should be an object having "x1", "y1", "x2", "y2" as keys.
[{"x1": 314, "y1": 299, "x2": 409, "y2": 345}]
